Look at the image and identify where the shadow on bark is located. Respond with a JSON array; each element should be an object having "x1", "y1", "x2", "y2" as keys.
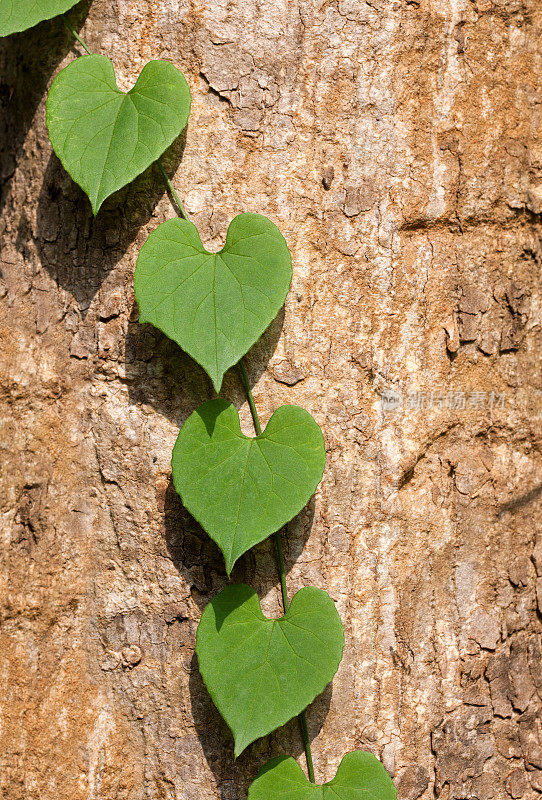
[
  {"x1": 0, "y1": 0, "x2": 92, "y2": 214},
  {"x1": 23, "y1": 132, "x2": 187, "y2": 313},
  {"x1": 498, "y1": 482, "x2": 542, "y2": 514},
  {"x1": 125, "y1": 306, "x2": 284, "y2": 428}
]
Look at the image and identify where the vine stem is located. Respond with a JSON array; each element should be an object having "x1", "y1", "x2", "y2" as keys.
[
  {"x1": 61, "y1": 14, "x2": 92, "y2": 55},
  {"x1": 238, "y1": 359, "x2": 261, "y2": 435},
  {"x1": 157, "y1": 160, "x2": 188, "y2": 220},
  {"x1": 237, "y1": 357, "x2": 316, "y2": 784}
]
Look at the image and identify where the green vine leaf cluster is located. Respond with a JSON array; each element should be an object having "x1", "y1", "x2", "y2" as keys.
[{"x1": 4, "y1": 7, "x2": 397, "y2": 797}]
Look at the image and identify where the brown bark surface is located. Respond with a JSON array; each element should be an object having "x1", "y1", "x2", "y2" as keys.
[{"x1": 1, "y1": 1, "x2": 541, "y2": 798}]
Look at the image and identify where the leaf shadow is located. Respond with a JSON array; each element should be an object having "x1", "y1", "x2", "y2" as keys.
[
  {"x1": 0, "y1": 0, "x2": 92, "y2": 217},
  {"x1": 20, "y1": 131, "x2": 187, "y2": 315},
  {"x1": 198, "y1": 399, "x2": 229, "y2": 438},
  {"x1": 211, "y1": 585, "x2": 254, "y2": 633},
  {"x1": 497, "y1": 481, "x2": 542, "y2": 514},
  {"x1": 188, "y1": 650, "x2": 332, "y2": 800}
]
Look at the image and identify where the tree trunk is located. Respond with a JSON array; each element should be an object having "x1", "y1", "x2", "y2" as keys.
[{"x1": 1, "y1": 1, "x2": 541, "y2": 798}]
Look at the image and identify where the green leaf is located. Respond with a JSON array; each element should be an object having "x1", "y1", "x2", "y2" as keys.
[
  {"x1": 134, "y1": 214, "x2": 292, "y2": 392},
  {"x1": 46, "y1": 55, "x2": 191, "y2": 214},
  {"x1": 196, "y1": 584, "x2": 344, "y2": 757},
  {"x1": 171, "y1": 399, "x2": 325, "y2": 574},
  {"x1": 248, "y1": 752, "x2": 397, "y2": 800},
  {"x1": 0, "y1": 0, "x2": 78, "y2": 36}
]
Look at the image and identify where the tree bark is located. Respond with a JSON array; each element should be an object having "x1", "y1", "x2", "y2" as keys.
[{"x1": 1, "y1": 1, "x2": 541, "y2": 798}]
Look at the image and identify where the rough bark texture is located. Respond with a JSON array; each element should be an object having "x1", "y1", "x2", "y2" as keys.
[{"x1": 1, "y1": 1, "x2": 541, "y2": 798}]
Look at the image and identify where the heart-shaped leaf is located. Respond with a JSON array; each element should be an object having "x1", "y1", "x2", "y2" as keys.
[
  {"x1": 46, "y1": 55, "x2": 191, "y2": 214},
  {"x1": 196, "y1": 584, "x2": 344, "y2": 757},
  {"x1": 0, "y1": 0, "x2": 78, "y2": 36},
  {"x1": 248, "y1": 752, "x2": 396, "y2": 800},
  {"x1": 134, "y1": 214, "x2": 292, "y2": 392},
  {"x1": 171, "y1": 399, "x2": 325, "y2": 574}
]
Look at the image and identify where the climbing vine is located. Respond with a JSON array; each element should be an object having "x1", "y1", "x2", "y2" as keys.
[{"x1": 3, "y1": 4, "x2": 397, "y2": 797}]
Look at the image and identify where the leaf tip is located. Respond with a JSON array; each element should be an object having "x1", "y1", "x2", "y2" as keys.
[
  {"x1": 224, "y1": 560, "x2": 234, "y2": 578},
  {"x1": 211, "y1": 373, "x2": 223, "y2": 394},
  {"x1": 233, "y1": 739, "x2": 246, "y2": 759}
]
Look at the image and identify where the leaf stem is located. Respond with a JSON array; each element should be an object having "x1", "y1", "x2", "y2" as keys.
[
  {"x1": 237, "y1": 355, "x2": 316, "y2": 783},
  {"x1": 273, "y1": 531, "x2": 289, "y2": 612},
  {"x1": 238, "y1": 359, "x2": 261, "y2": 435},
  {"x1": 61, "y1": 14, "x2": 92, "y2": 55},
  {"x1": 157, "y1": 160, "x2": 188, "y2": 220},
  {"x1": 274, "y1": 528, "x2": 315, "y2": 782},
  {"x1": 299, "y1": 711, "x2": 316, "y2": 783}
]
